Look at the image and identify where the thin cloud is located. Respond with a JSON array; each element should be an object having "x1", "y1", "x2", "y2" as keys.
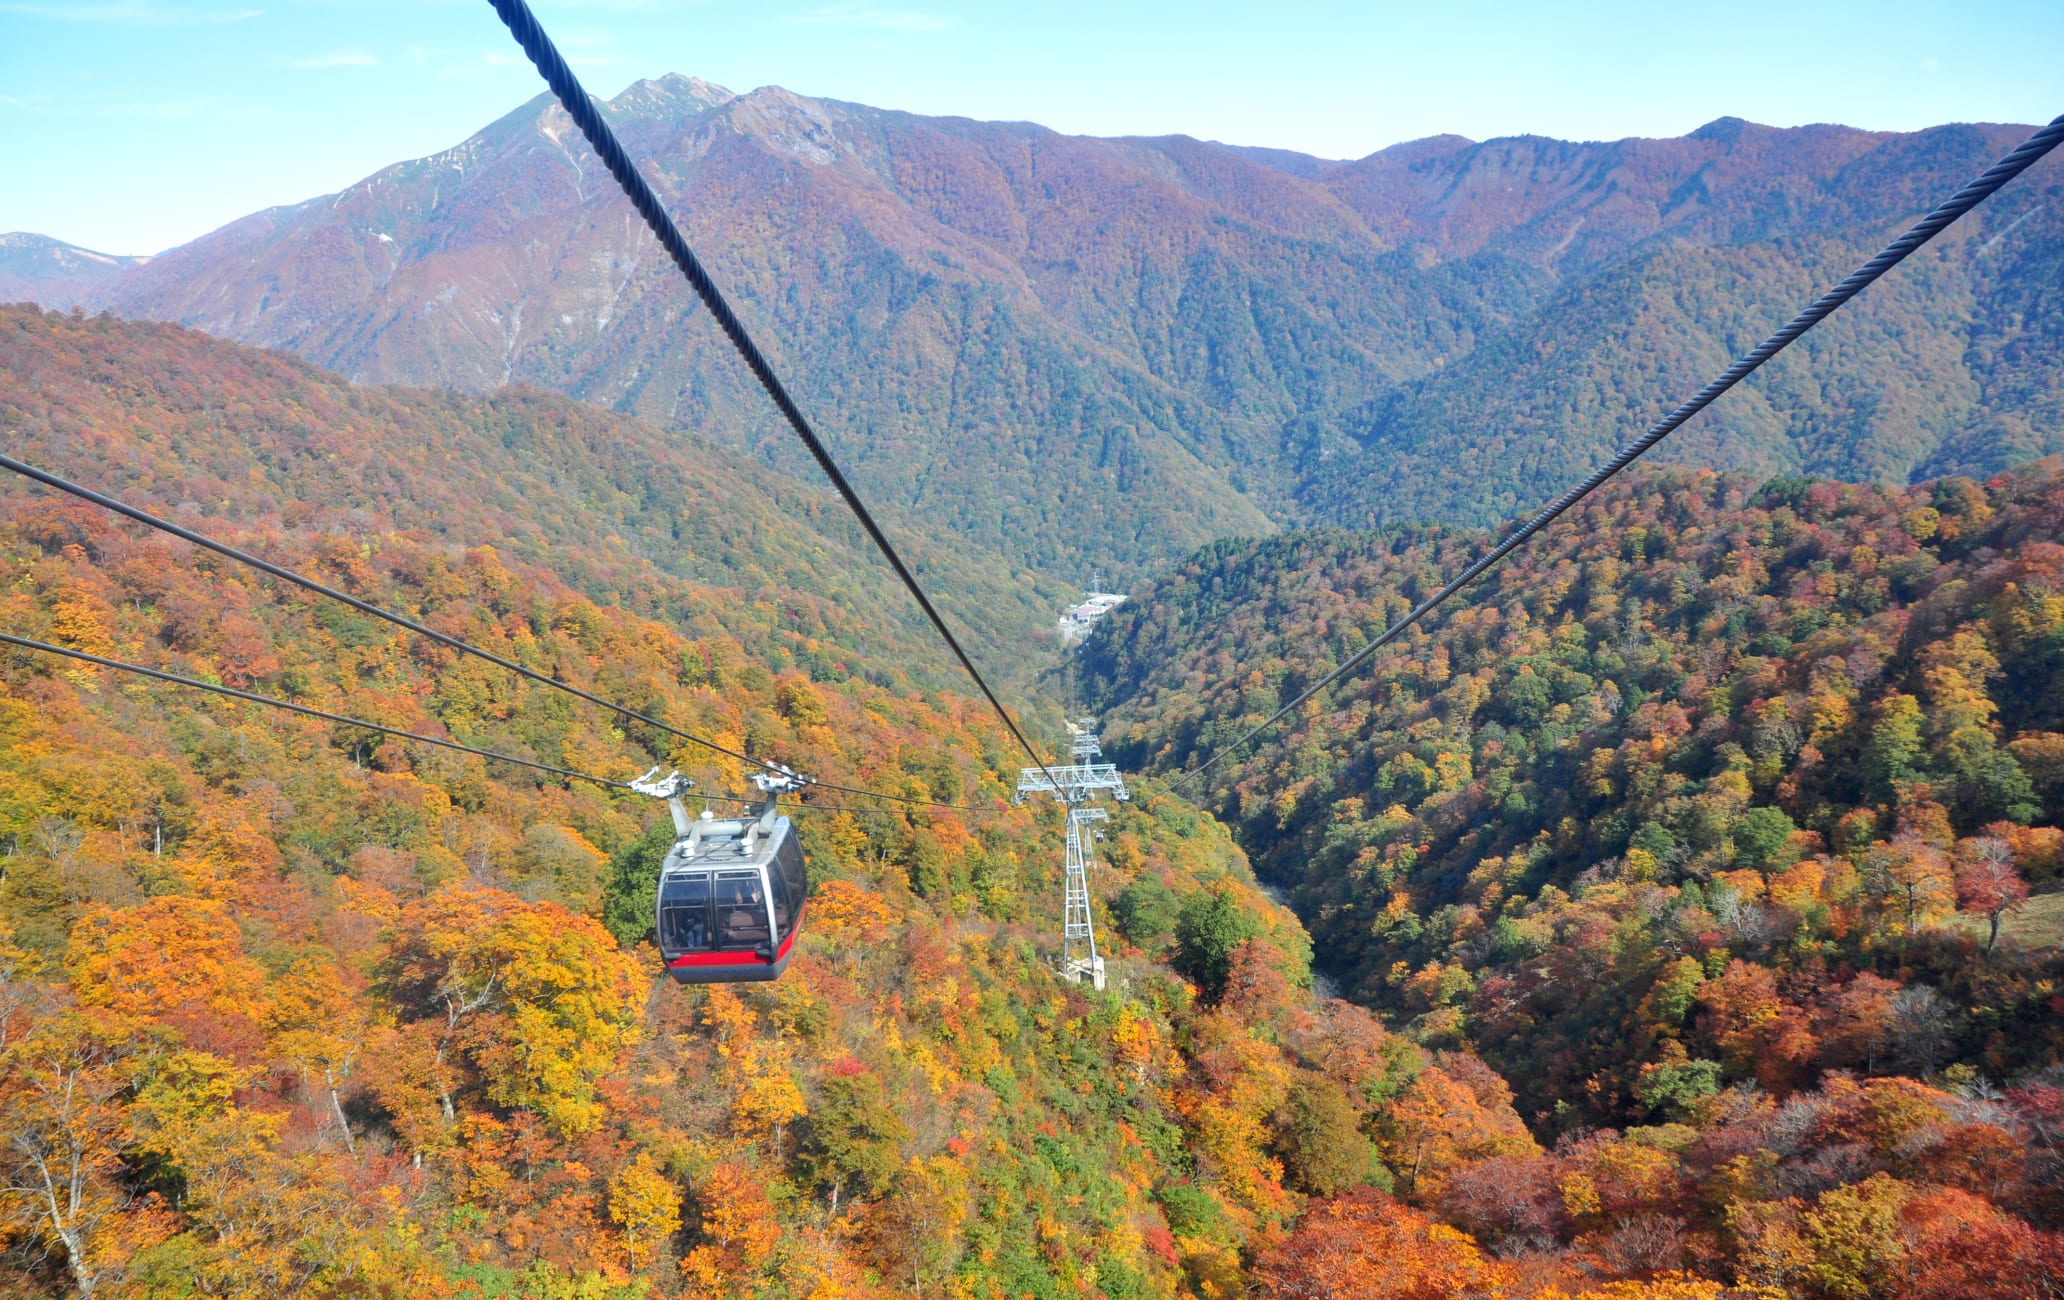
[
  {"x1": 554, "y1": 26, "x2": 618, "y2": 65},
  {"x1": 433, "y1": 49, "x2": 537, "y2": 80},
  {"x1": 66, "y1": 97, "x2": 212, "y2": 120},
  {"x1": 790, "y1": 4, "x2": 950, "y2": 32},
  {"x1": 555, "y1": 27, "x2": 618, "y2": 50},
  {"x1": 0, "y1": 2, "x2": 263, "y2": 24},
  {"x1": 0, "y1": 87, "x2": 272, "y2": 122},
  {"x1": 285, "y1": 50, "x2": 380, "y2": 69}
]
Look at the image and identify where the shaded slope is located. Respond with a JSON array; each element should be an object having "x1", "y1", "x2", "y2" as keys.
[
  {"x1": 0, "y1": 304, "x2": 1062, "y2": 693},
  {"x1": 1305, "y1": 122, "x2": 2064, "y2": 527}
]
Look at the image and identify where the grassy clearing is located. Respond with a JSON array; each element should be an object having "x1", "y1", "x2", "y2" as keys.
[{"x1": 1938, "y1": 890, "x2": 2064, "y2": 951}]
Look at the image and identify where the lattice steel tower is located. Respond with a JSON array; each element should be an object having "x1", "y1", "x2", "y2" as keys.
[{"x1": 1016, "y1": 720, "x2": 1127, "y2": 990}]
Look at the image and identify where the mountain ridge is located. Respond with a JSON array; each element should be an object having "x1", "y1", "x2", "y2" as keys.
[
  {"x1": 8, "y1": 84, "x2": 2060, "y2": 580},
  {"x1": 0, "y1": 232, "x2": 151, "y2": 303}
]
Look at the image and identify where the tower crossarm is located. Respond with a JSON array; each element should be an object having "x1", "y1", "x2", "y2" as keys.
[
  {"x1": 1014, "y1": 757, "x2": 1126, "y2": 992},
  {"x1": 1014, "y1": 763, "x2": 1129, "y2": 804}
]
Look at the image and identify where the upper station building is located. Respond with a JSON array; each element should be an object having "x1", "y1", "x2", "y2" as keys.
[{"x1": 1058, "y1": 591, "x2": 1126, "y2": 645}]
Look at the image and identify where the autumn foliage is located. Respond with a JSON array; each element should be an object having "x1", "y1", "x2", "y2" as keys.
[
  {"x1": 7, "y1": 309, "x2": 2064, "y2": 1296},
  {"x1": 1092, "y1": 460, "x2": 2064, "y2": 1296},
  {"x1": 0, "y1": 309, "x2": 1375, "y2": 1298}
]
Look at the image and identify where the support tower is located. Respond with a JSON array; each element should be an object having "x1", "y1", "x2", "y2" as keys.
[{"x1": 1016, "y1": 727, "x2": 1127, "y2": 991}]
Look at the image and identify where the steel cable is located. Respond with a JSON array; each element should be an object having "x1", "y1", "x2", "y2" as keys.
[
  {"x1": 0, "y1": 630, "x2": 632, "y2": 789},
  {"x1": 0, "y1": 451, "x2": 764, "y2": 765},
  {"x1": 0, "y1": 631, "x2": 994, "y2": 816},
  {"x1": 1171, "y1": 112, "x2": 2064, "y2": 793},
  {"x1": 0, "y1": 452, "x2": 977, "y2": 812},
  {"x1": 485, "y1": 0, "x2": 1063, "y2": 790}
]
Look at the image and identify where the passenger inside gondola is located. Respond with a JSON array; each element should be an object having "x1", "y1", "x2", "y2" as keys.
[{"x1": 659, "y1": 872, "x2": 710, "y2": 952}]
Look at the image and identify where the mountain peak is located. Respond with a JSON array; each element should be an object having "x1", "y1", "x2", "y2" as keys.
[
  {"x1": 0, "y1": 231, "x2": 146, "y2": 264},
  {"x1": 1688, "y1": 115, "x2": 1761, "y2": 144},
  {"x1": 606, "y1": 72, "x2": 735, "y2": 118}
]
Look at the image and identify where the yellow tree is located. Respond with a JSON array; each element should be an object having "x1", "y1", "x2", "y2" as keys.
[
  {"x1": 733, "y1": 1059, "x2": 808, "y2": 1160},
  {"x1": 1175, "y1": 1010, "x2": 1295, "y2": 1219},
  {"x1": 703, "y1": 983, "x2": 808, "y2": 1157},
  {"x1": 130, "y1": 1046, "x2": 369, "y2": 1296},
  {"x1": 0, "y1": 1010, "x2": 157, "y2": 1298},
  {"x1": 165, "y1": 801, "x2": 284, "y2": 901},
  {"x1": 865, "y1": 1155, "x2": 971, "y2": 1297},
  {"x1": 360, "y1": 1021, "x2": 461, "y2": 1163},
  {"x1": 1801, "y1": 1173, "x2": 1912, "y2": 1299},
  {"x1": 607, "y1": 1153, "x2": 681, "y2": 1275},
  {"x1": 261, "y1": 957, "x2": 368, "y2": 1151},
  {"x1": 381, "y1": 883, "x2": 645, "y2": 1136},
  {"x1": 1881, "y1": 839, "x2": 1956, "y2": 934}
]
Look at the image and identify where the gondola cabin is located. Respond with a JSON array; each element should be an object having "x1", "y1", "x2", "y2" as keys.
[{"x1": 634, "y1": 766, "x2": 808, "y2": 984}]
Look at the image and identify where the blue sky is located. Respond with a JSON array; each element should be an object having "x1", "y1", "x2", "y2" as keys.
[{"x1": 3, "y1": 0, "x2": 2059, "y2": 255}]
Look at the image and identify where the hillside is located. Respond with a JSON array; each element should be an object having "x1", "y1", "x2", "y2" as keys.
[
  {"x1": 1087, "y1": 458, "x2": 2064, "y2": 1073},
  {"x1": 0, "y1": 308, "x2": 1403, "y2": 1299},
  {"x1": 1077, "y1": 460, "x2": 2064, "y2": 1289},
  {"x1": 0, "y1": 304, "x2": 1062, "y2": 696},
  {"x1": 12, "y1": 301, "x2": 1899, "y2": 1300},
  {"x1": 0, "y1": 474, "x2": 1346, "y2": 1299},
  {"x1": 1305, "y1": 138, "x2": 2064, "y2": 529},
  {"x1": 12, "y1": 86, "x2": 2063, "y2": 573}
]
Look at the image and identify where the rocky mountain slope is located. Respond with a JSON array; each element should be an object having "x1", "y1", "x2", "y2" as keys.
[
  {"x1": 0, "y1": 233, "x2": 148, "y2": 303},
  {"x1": 16, "y1": 79, "x2": 2061, "y2": 576}
]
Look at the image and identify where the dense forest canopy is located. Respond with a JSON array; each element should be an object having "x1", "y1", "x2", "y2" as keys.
[
  {"x1": 4, "y1": 312, "x2": 2063, "y2": 1295},
  {"x1": 1085, "y1": 457, "x2": 2064, "y2": 1291},
  {"x1": 0, "y1": 309, "x2": 1407, "y2": 1299}
]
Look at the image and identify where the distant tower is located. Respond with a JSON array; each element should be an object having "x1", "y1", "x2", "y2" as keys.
[
  {"x1": 1016, "y1": 727, "x2": 1128, "y2": 991},
  {"x1": 1069, "y1": 718, "x2": 1103, "y2": 761}
]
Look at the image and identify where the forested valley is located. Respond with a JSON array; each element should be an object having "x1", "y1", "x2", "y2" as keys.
[{"x1": 4, "y1": 95, "x2": 2064, "y2": 1300}]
